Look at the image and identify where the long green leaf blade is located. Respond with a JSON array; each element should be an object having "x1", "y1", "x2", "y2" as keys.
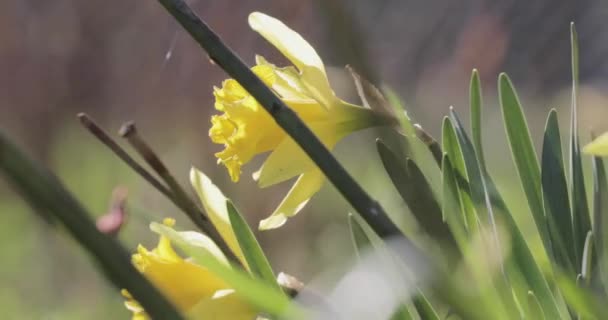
[
  {"x1": 226, "y1": 200, "x2": 279, "y2": 290},
  {"x1": 449, "y1": 109, "x2": 496, "y2": 234},
  {"x1": 542, "y1": 109, "x2": 575, "y2": 273},
  {"x1": 442, "y1": 117, "x2": 478, "y2": 233},
  {"x1": 377, "y1": 140, "x2": 454, "y2": 246},
  {"x1": 470, "y1": 69, "x2": 485, "y2": 168},
  {"x1": 527, "y1": 291, "x2": 546, "y2": 320},
  {"x1": 412, "y1": 292, "x2": 441, "y2": 320},
  {"x1": 556, "y1": 272, "x2": 608, "y2": 319},
  {"x1": 580, "y1": 231, "x2": 593, "y2": 286},
  {"x1": 498, "y1": 73, "x2": 552, "y2": 256},
  {"x1": 485, "y1": 178, "x2": 566, "y2": 319},
  {"x1": 591, "y1": 141, "x2": 608, "y2": 292},
  {"x1": 450, "y1": 110, "x2": 565, "y2": 319},
  {"x1": 569, "y1": 22, "x2": 591, "y2": 268},
  {"x1": 441, "y1": 155, "x2": 468, "y2": 248},
  {"x1": 390, "y1": 304, "x2": 414, "y2": 320}
]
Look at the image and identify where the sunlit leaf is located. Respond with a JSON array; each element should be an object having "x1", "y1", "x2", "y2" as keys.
[
  {"x1": 226, "y1": 200, "x2": 279, "y2": 290},
  {"x1": 556, "y1": 271, "x2": 608, "y2": 319},
  {"x1": 412, "y1": 292, "x2": 440, "y2": 320},
  {"x1": 442, "y1": 117, "x2": 478, "y2": 233},
  {"x1": 568, "y1": 22, "x2": 591, "y2": 267},
  {"x1": 469, "y1": 69, "x2": 485, "y2": 168},
  {"x1": 542, "y1": 109, "x2": 575, "y2": 272},
  {"x1": 498, "y1": 73, "x2": 551, "y2": 256},
  {"x1": 591, "y1": 141, "x2": 608, "y2": 293},
  {"x1": 527, "y1": 291, "x2": 546, "y2": 320},
  {"x1": 377, "y1": 140, "x2": 454, "y2": 247}
]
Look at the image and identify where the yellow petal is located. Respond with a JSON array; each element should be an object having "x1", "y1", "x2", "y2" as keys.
[
  {"x1": 254, "y1": 123, "x2": 344, "y2": 188},
  {"x1": 255, "y1": 55, "x2": 309, "y2": 100},
  {"x1": 259, "y1": 170, "x2": 325, "y2": 230},
  {"x1": 248, "y1": 12, "x2": 324, "y2": 78},
  {"x1": 132, "y1": 243, "x2": 228, "y2": 311},
  {"x1": 190, "y1": 168, "x2": 249, "y2": 269},
  {"x1": 248, "y1": 12, "x2": 336, "y2": 108},
  {"x1": 584, "y1": 132, "x2": 608, "y2": 156}
]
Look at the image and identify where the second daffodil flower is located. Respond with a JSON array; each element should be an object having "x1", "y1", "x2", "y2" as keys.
[
  {"x1": 122, "y1": 218, "x2": 256, "y2": 320},
  {"x1": 210, "y1": 12, "x2": 395, "y2": 230}
]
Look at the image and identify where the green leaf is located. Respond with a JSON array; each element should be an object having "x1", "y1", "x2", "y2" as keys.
[
  {"x1": 413, "y1": 124, "x2": 443, "y2": 166},
  {"x1": 542, "y1": 109, "x2": 575, "y2": 273},
  {"x1": 527, "y1": 291, "x2": 546, "y2": 320},
  {"x1": 450, "y1": 109, "x2": 565, "y2": 319},
  {"x1": 441, "y1": 155, "x2": 469, "y2": 250},
  {"x1": 382, "y1": 86, "x2": 443, "y2": 200},
  {"x1": 487, "y1": 178, "x2": 566, "y2": 319},
  {"x1": 442, "y1": 117, "x2": 467, "y2": 182},
  {"x1": 412, "y1": 292, "x2": 441, "y2": 320},
  {"x1": 469, "y1": 69, "x2": 485, "y2": 168},
  {"x1": 377, "y1": 140, "x2": 454, "y2": 246},
  {"x1": 226, "y1": 200, "x2": 279, "y2": 290},
  {"x1": 150, "y1": 222, "x2": 297, "y2": 318},
  {"x1": 448, "y1": 109, "x2": 496, "y2": 233},
  {"x1": 442, "y1": 117, "x2": 477, "y2": 233},
  {"x1": 498, "y1": 73, "x2": 552, "y2": 256},
  {"x1": 382, "y1": 86, "x2": 416, "y2": 136},
  {"x1": 580, "y1": 231, "x2": 593, "y2": 286},
  {"x1": 556, "y1": 271, "x2": 608, "y2": 319},
  {"x1": 569, "y1": 22, "x2": 592, "y2": 267},
  {"x1": 390, "y1": 304, "x2": 414, "y2": 320},
  {"x1": 591, "y1": 143, "x2": 608, "y2": 292}
]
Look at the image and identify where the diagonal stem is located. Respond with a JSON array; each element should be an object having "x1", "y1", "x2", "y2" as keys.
[
  {"x1": 79, "y1": 113, "x2": 242, "y2": 266},
  {"x1": 119, "y1": 121, "x2": 242, "y2": 266},
  {"x1": 152, "y1": 0, "x2": 401, "y2": 239},
  {"x1": 78, "y1": 113, "x2": 173, "y2": 199},
  {"x1": 0, "y1": 131, "x2": 183, "y2": 319}
]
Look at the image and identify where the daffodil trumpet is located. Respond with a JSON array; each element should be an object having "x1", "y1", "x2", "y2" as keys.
[{"x1": 210, "y1": 12, "x2": 396, "y2": 230}]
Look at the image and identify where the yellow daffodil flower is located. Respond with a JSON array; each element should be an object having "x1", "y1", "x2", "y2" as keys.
[
  {"x1": 123, "y1": 218, "x2": 256, "y2": 320},
  {"x1": 210, "y1": 12, "x2": 395, "y2": 230}
]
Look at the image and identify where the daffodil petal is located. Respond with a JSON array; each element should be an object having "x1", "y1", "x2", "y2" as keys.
[
  {"x1": 132, "y1": 242, "x2": 228, "y2": 311},
  {"x1": 190, "y1": 167, "x2": 249, "y2": 269},
  {"x1": 249, "y1": 12, "x2": 324, "y2": 77},
  {"x1": 254, "y1": 123, "x2": 343, "y2": 188},
  {"x1": 248, "y1": 12, "x2": 336, "y2": 108},
  {"x1": 259, "y1": 170, "x2": 324, "y2": 230},
  {"x1": 256, "y1": 55, "x2": 309, "y2": 100},
  {"x1": 584, "y1": 132, "x2": 608, "y2": 156},
  {"x1": 253, "y1": 137, "x2": 315, "y2": 187}
]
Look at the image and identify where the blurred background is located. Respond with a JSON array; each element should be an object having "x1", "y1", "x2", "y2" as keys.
[{"x1": 1, "y1": 0, "x2": 608, "y2": 318}]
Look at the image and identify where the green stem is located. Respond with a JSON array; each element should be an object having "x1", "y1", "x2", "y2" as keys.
[
  {"x1": 78, "y1": 113, "x2": 173, "y2": 199},
  {"x1": 0, "y1": 131, "x2": 183, "y2": 319},
  {"x1": 119, "y1": 121, "x2": 243, "y2": 266},
  {"x1": 153, "y1": 0, "x2": 401, "y2": 238}
]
